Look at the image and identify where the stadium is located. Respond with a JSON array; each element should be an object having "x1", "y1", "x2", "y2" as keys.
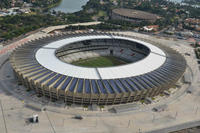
[
  {"x1": 9, "y1": 32, "x2": 186, "y2": 105},
  {"x1": 112, "y1": 8, "x2": 158, "y2": 23}
]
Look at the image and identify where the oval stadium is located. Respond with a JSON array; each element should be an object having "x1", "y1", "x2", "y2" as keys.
[{"x1": 9, "y1": 32, "x2": 186, "y2": 105}]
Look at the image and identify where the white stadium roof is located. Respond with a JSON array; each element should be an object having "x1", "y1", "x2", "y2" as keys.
[{"x1": 35, "y1": 35, "x2": 166, "y2": 79}]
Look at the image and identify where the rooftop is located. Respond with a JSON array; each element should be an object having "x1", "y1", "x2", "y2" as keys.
[{"x1": 35, "y1": 35, "x2": 166, "y2": 79}]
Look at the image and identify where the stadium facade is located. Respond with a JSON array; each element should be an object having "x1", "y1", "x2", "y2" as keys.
[{"x1": 9, "y1": 33, "x2": 186, "y2": 105}]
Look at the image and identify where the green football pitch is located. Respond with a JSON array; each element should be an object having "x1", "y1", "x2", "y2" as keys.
[{"x1": 72, "y1": 56, "x2": 128, "y2": 67}]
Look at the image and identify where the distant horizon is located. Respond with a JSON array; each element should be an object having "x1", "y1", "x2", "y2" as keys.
[{"x1": 50, "y1": 0, "x2": 185, "y2": 14}]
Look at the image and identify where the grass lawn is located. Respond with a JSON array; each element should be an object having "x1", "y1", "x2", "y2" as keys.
[
  {"x1": 98, "y1": 10, "x2": 106, "y2": 17},
  {"x1": 72, "y1": 56, "x2": 128, "y2": 67}
]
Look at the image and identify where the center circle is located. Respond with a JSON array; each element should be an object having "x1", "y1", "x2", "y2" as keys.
[{"x1": 55, "y1": 38, "x2": 151, "y2": 68}]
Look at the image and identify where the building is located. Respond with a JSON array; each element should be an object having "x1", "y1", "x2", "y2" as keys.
[
  {"x1": 111, "y1": 8, "x2": 158, "y2": 23},
  {"x1": 9, "y1": 32, "x2": 186, "y2": 105}
]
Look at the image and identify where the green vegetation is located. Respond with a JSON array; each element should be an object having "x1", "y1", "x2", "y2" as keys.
[
  {"x1": 0, "y1": 0, "x2": 12, "y2": 9},
  {"x1": 99, "y1": 105, "x2": 104, "y2": 108},
  {"x1": 24, "y1": 0, "x2": 62, "y2": 9},
  {"x1": 160, "y1": 94, "x2": 164, "y2": 97},
  {"x1": 0, "y1": 10, "x2": 94, "y2": 41},
  {"x1": 195, "y1": 48, "x2": 200, "y2": 59},
  {"x1": 140, "y1": 99, "x2": 145, "y2": 104},
  {"x1": 97, "y1": 11, "x2": 106, "y2": 17},
  {"x1": 0, "y1": 0, "x2": 199, "y2": 42},
  {"x1": 83, "y1": 105, "x2": 88, "y2": 108},
  {"x1": 72, "y1": 56, "x2": 128, "y2": 67},
  {"x1": 0, "y1": 13, "x2": 68, "y2": 40}
]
